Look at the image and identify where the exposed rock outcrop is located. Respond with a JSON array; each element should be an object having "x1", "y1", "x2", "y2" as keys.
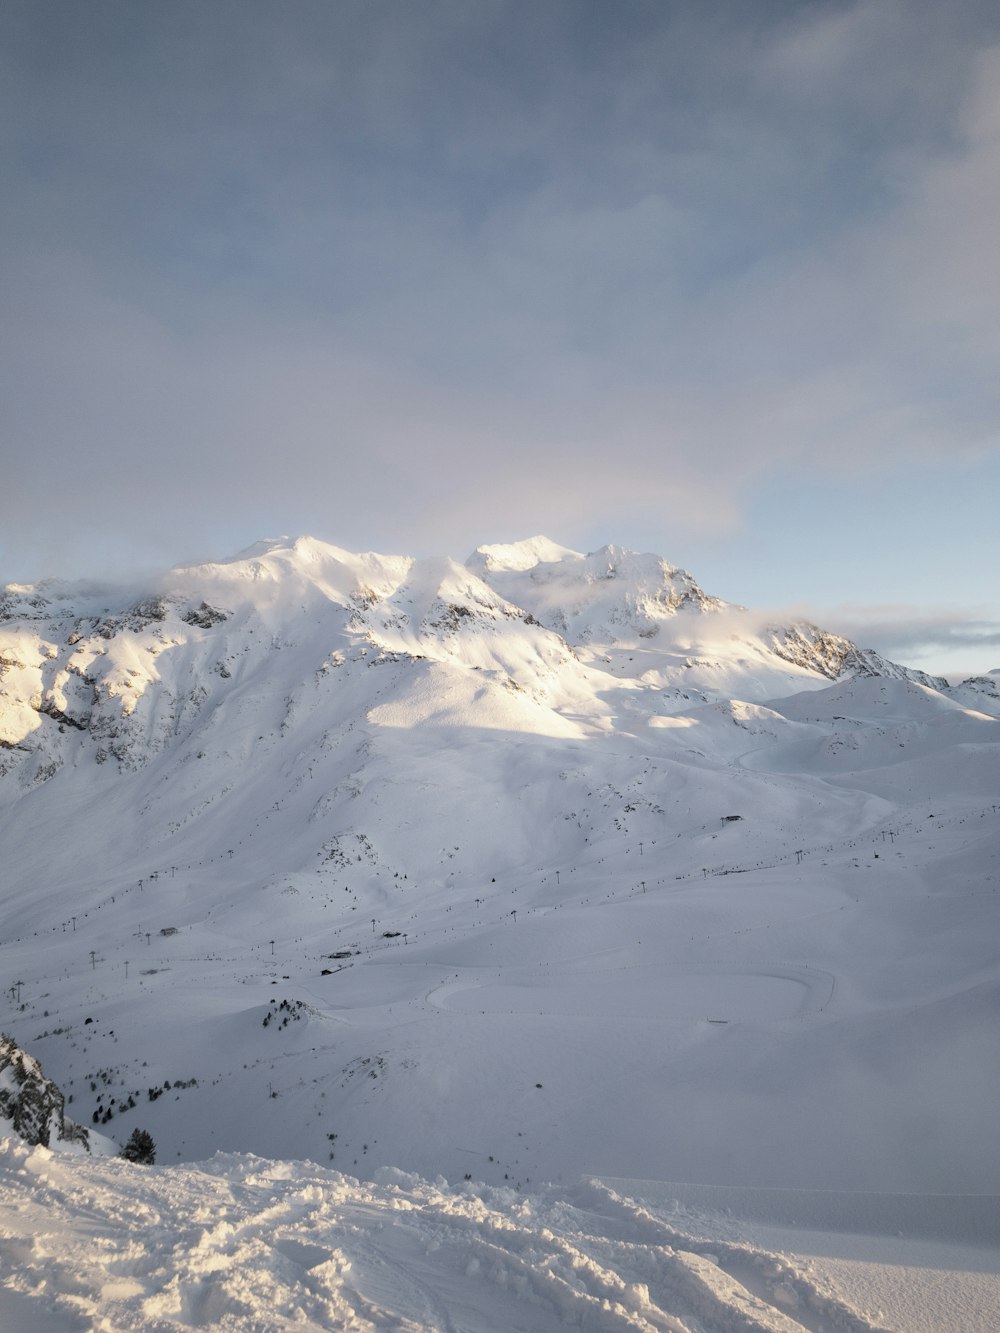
[{"x1": 0, "y1": 1033, "x2": 91, "y2": 1151}]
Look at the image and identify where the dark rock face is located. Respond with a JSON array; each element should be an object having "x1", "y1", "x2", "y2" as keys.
[
  {"x1": 0, "y1": 1033, "x2": 90, "y2": 1150},
  {"x1": 767, "y1": 624, "x2": 948, "y2": 691},
  {"x1": 182, "y1": 601, "x2": 230, "y2": 629}
]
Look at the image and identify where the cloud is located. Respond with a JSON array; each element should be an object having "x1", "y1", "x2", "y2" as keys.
[
  {"x1": 1, "y1": 1, "x2": 999, "y2": 584},
  {"x1": 782, "y1": 602, "x2": 1000, "y2": 677},
  {"x1": 825, "y1": 607, "x2": 1000, "y2": 653}
]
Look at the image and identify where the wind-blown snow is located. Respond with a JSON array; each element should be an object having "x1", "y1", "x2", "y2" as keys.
[{"x1": 1, "y1": 534, "x2": 998, "y2": 1328}]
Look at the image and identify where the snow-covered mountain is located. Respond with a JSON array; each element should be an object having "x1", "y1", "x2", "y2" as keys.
[
  {"x1": 0, "y1": 534, "x2": 997, "y2": 1200},
  {"x1": 0, "y1": 534, "x2": 963, "y2": 782}
]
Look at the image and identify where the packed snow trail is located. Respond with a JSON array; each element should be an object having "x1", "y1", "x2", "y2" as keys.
[{"x1": 0, "y1": 1139, "x2": 904, "y2": 1332}]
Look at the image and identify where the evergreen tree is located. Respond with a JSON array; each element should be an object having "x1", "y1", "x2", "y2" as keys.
[{"x1": 120, "y1": 1127, "x2": 156, "y2": 1164}]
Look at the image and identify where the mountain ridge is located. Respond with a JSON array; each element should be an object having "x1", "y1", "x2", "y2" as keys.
[{"x1": 0, "y1": 535, "x2": 961, "y2": 778}]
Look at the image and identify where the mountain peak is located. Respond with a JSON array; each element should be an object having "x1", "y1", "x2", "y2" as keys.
[
  {"x1": 466, "y1": 536, "x2": 583, "y2": 575},
  {"x1": 466, "y1": 540, "x2": 729, "y2": 645}
]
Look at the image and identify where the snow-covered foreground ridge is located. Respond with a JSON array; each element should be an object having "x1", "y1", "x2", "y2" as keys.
[
  {"x1": 4, "y1": 1140, "x2": 1000, "y2": 1333},
  {"x1": 0, "y1": 1136, "x2": 956, "y2": 1332},
  {"x1": 0, "y1": 535, "x2": 998, "y2": 1210}
]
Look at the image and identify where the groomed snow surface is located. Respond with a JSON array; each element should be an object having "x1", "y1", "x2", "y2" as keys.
[{"x1": 2, "y1": 536, "x2": 999, "y2": 1329}]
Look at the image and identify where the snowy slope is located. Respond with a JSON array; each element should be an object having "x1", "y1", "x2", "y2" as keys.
[{"x1": 0, "y1": 533, "x2": 998, "y2": 1321}]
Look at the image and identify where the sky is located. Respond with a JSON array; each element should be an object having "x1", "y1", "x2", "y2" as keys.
[{"x1": 1, "y1": 0, "x2": 998, "y2": 677}]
